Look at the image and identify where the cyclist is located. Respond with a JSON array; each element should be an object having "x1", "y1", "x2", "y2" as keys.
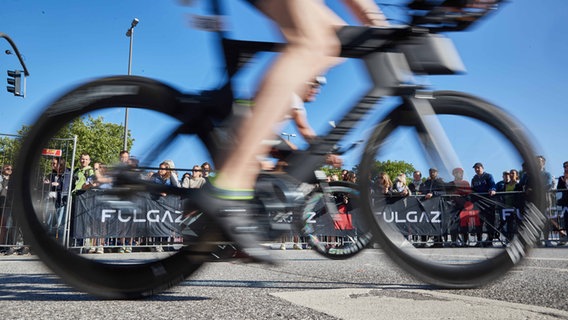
[{"x1": 198, "y1": 0, "x2": 389, "y2": 263}]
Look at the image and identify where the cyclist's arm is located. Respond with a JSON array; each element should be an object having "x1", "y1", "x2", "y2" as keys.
[{"x1": 291, "y1": 108, "x2": 316, "y2": 142}]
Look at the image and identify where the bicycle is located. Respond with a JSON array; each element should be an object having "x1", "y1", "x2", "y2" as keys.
[{"x1": 13, "y1": 0, "x2": 545, "y2": 298}]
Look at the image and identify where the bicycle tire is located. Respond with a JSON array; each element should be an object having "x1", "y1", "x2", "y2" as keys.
[
  {"x1": 358, "y1": 90, "x2": 546, "y2": 288},
  {"x1": 13, "y1": 76, "x2": 217, "y2": 299},
  {"x1": 301, "y1": 181, "x2": 372, "y2": 260}
]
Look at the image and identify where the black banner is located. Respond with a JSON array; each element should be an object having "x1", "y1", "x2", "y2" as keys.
[
  {"x1": 73, "y1": 190, "x2": 193, "y2": 238},
  {"x1": 73, "y1": 190, "x2": 527, "y2": 239},
  {"x1": 371, "y1": 195, "x2": 522, "y2": 236}
]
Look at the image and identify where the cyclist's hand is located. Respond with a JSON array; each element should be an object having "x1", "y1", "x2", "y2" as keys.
[
  {"x1": 369, "y1": 18, "x2": 390, "y2": 28},
  {"x1": 325, "y1": 154, "x2": 343, "y2": 168}
]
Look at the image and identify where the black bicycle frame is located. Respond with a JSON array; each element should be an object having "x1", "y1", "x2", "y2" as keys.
[{"x1": 190, "y1": 0, "x2": 468, "y2": 184}]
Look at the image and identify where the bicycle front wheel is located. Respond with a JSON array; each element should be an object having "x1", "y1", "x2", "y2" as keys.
[
  {"x1": 13, "y1": 76, "x2": 219, "y2": 298},
  {"x1": 359, "y1": 91, "x2": 545, "y2": 288}
]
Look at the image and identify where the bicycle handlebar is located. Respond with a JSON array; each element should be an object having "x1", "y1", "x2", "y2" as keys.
[{"x1": 406, "y1": 0, "x2": 504, "y2": 32}]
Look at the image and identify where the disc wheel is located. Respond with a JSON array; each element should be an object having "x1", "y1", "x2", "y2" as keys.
[
  {"x1": 359, "y1": 91, "x2": 545, "y2": 288},
  {"x1": 13, "y1": 76, "x2": 218, "y2": 298}
]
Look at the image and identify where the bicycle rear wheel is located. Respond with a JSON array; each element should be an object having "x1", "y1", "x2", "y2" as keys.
[
  {"x1": 359, "y1": 91, "x2": 545, "y2": 288},
  {"x1": 13, "y1": 76, "x2": 219, "y2": 298},
  {"x1": 301, "y1": 181, "x2": 372, "y2": 259}
]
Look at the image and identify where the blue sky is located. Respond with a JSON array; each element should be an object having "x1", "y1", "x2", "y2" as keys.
[{"x1": 0, "y1": 0, "x2": 567, "y2": 181}]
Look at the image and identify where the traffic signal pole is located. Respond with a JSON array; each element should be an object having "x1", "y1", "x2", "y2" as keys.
[{"x1": 1, "y1": 32, "x2": 29, "y2": 97}]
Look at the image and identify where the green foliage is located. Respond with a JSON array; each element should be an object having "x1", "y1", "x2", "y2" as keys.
[
  {"x1": 60, "y1": 116, "x2": 133, "y2": 166},
  {"x1": 8, "y1": 116, "x2": 132, "y2": 170},
  {"x1": 354, "y1": 160, "x2": 416, "y2": 183},
  {"x1": 320, "y1": 167, "x2": 344, "y2": 179},
  {"x1": 0, "y1": 135, "x2": 21, "y2": 165}
]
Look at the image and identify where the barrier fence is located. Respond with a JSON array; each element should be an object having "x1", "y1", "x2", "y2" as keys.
[
  {"x1": 0, "y1": 133, "x2": 21, "y2": 254},
  {"x1": 4, "y1": 184, "x2": 568, "y2": 252},
  {"x1": 1, "y1": 133, "x2": 77, "y2": 254},
  {"x1": 1, "y1": 128, "x2": 568, "y2": 252},
  {"x1": 63, "y1": 188, "x2": 568, "y2": 251}
]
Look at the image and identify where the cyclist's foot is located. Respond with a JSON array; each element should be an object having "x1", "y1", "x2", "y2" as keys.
[{"x1": 188, "y1": 184, "x2": 274, "y2": 264}]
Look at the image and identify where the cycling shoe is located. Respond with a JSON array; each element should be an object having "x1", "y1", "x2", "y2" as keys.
[{"x1": 184, "y1": 185, "x2": 274, "y2": 264}]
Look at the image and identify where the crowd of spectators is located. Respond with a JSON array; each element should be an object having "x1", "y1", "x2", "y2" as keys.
[
  {"x1": 3, "y1": 151, "x2": 568, "y2": 254},
  {"x1": 34, "y1": 149, "x2": 215, "y2": 254},
  {"x1": 366, "y1": 156, "x2": 565, "y2": 247}
]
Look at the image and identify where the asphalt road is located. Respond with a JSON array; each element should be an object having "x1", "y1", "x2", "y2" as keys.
[{"x1": 1, "y1": 248, "x2": 568, "y2": 320}]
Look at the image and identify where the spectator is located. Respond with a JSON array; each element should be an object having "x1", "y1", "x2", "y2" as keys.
[
  {"x1": 392, "y1": 173, "x2": 410, "y2": 197},
  {"x1": 89, "y1": 162, "x2": 113, "y2": 189},
  {"x1": 150, "y1": 161, "x2": 181, "y2": 252},
  {"x1": 376, "y1": 172, "x2": 393, "y2": 195},
  {"x1": 119, "y1": 150, "x2": 129, "y2": 164},
  {"x1": 449, "y1": 167, "x2": 471, "y2": 196},
  {"x1": 448, "y1": 167, "x2": 471, "y2": 246},
  {"x1": 163, "y1": 160, "x2": 180, "y2": 185},
  {"x1": 71, "y1": 153, "x2": 100, "y2": 253},
  {"x1": 181, "y1": 172, "x2": 192, "y2": 185},
  {"x1": 420, "y1": 168, "x2": 445, "y2": 247},
  {"x1": 345, "y1": 171, "x2": 357, "y2": 184},
  {"x1": 557, "y1": 161, "x2": 568, "y2": 238},
  {"x1": 537, "y1": 156, "x2": 554, "y2": 191},
  {"x1": 538, "y1": 156, "x2": 555, "y2": 245},
  {"x1": 495, "y1": 171, "x2": 510, "y2": 193},
  {"x1": 0, "y1": 164, "x2": 13, "y2": 252},
  {"x1": 201, "y1": 161, "x2": 212, "y2": 183},
  {"x1": 509, "y1": 169, "x2": 520, "y2": 184},
  {"x1": 0, "y1": 164, "x2": 12, "y2": 200},
  {"x1": 117, "y1": 151, "x2": 134, "y2": 253},
  {"x1": 341, "y1": 169, "x2": 349, "y2": 181},
  {"x1": 151, "y1": 161, "x2": 181, "y2": 190},
  {"x1": 421, "y1": 168, "x2": 445, "y2": 200},
  {"x1": 72, "y1": 153, "x2": 95, "y2": 195},
  {"x1": 182, "y1": 165, "x2": 207, "y2": 189},
  {"x1": 471, "y1": 162, "x2": 497, "y2": 247},
  {"x1": 408, "y1": 170, "x2": 423, "y2": 195},
  {"x1": 44, "y1": 158, "x2": 72, "y2": 243},
  {"x1": 88, "y1": 162, "x2": 112, "y2": 253}
]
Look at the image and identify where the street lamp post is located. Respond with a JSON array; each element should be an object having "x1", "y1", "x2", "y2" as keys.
[{"x1": 123, "y1": 18, "x2": 139, "y2": 151}]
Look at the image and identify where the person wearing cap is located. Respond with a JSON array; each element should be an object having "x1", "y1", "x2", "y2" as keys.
[
  {"x1": 448, "y1": 167, "x2": 471, "y2": 246},
  {"x1": 449, "y1": 167, "x2": 471, "y2": 196},
  {"x1": 497, "y1": 170, "x2": 523, "y2": 240},
  {"x1": 277, "y1": 76, "x2": 334, "y2": 249},
  {"x1": 420, "y1": 168, "x2": 446, "y2": 247},
  {"x1": 271, "y1": 76, "x2": 341, "y2": 168},
  {"x1": 495, "y1": 171, "x2": 511, "y2": 193},
  {"x1": 420, "y1": 168, "x2": 445, "y2": 200},
  {"x1": 289, "y1": 76, "x2": 326, "y2": 143},
  {"x1": 471, "y1": 162, "x2": 497, "y2": 247}
]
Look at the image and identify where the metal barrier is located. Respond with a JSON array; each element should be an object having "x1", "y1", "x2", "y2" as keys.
[
  {"x1": 1, "y1": 133, "x2": 77, "y2": 254},
  {"x1": 1, "y1": 133, "x2": 22, "y2": 253},
  {"x1": 62, "y1": 188, "x2": 568, "y2": 252},
  {"x1": 3, "y1": 137, "x2": 568, "y2": 252}
]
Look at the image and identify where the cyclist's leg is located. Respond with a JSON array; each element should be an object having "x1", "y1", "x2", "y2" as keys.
[
  {"x1": 199, "y1": 0, "x2": 345, "y2": 263},
  {"x1": 214, "y1": 0, "x2": 342, "y2": 191}
]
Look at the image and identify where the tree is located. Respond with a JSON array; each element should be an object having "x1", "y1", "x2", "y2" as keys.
[
  {"x1": 0, "y1": 134, "x2": 21, "y2": 166},
  {"x1": 320, "y1": 166, "x2": 346, "y2": 180},
  {"x1": 57, "y1": 116, "x2": 133, "y2": 166},
  {"x1": 354, "y1": 160, "x2": 416, "y2": 184},
  {"x1": 13, "y1": 116, "x2": 133, "y2": 170}
]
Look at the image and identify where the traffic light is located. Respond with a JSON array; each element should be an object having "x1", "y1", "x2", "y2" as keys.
[{"x1": 7, "y1": 70, "x2": 25, "y2": 97}]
